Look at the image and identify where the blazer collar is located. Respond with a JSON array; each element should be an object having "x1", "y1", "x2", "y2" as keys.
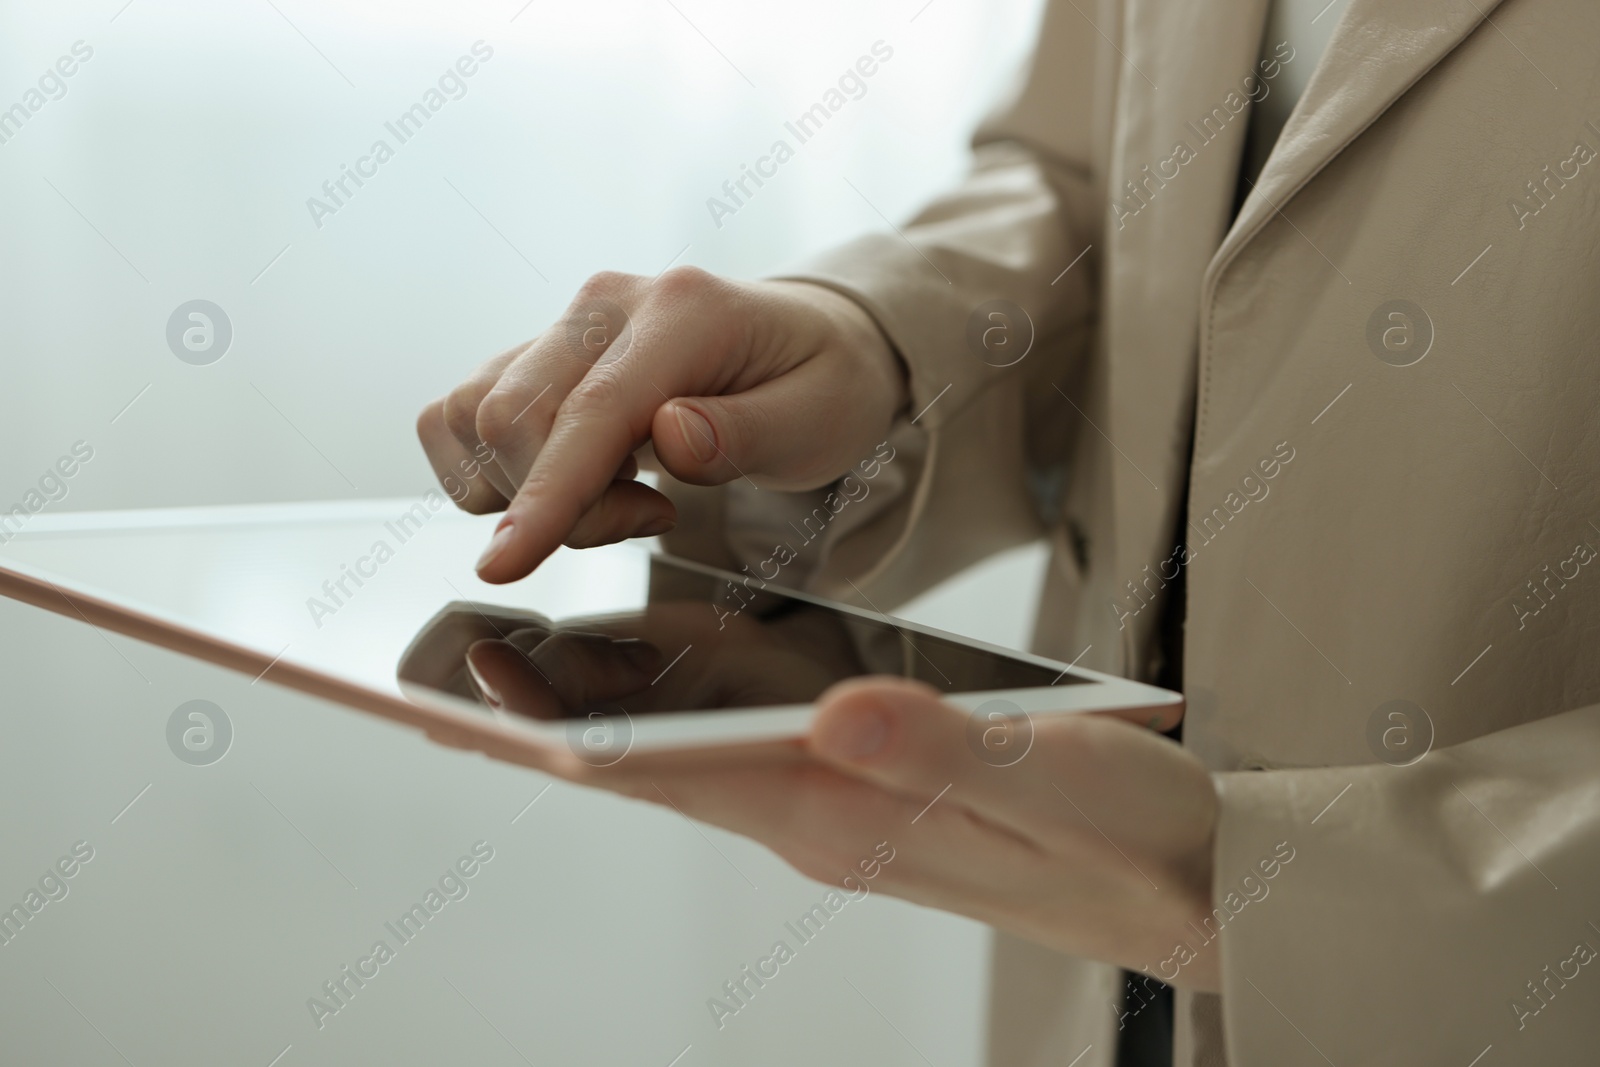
[{"x1": 1209, "y1": 0, "x2": 1511, "y2": 282}]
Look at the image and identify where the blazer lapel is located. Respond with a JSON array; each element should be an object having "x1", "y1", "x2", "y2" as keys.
[
  {"x1": 1210, "y1": 0, "x2": 1511, "y2": 277},
  {"x1": 1100, "y1": 0, "x2": 1266, "y2": 668}
]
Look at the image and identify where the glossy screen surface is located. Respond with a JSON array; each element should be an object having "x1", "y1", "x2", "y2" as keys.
[{"x1": 0, "y1": 501, "x2": 1085, "y2": 729}]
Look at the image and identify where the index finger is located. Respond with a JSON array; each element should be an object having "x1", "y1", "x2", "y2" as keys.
[
  {"x1": 473, "y1": 372, "x2": 655, "y2": 581},
  {"x1": 474, "y1": 298, "x2": 738, "y2": 582}
]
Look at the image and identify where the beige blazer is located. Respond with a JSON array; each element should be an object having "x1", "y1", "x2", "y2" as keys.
[{"x1": 666, "y1": 0, "x2": 1600, "y2": 1063}]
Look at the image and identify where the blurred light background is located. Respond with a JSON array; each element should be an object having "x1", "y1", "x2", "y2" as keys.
[
  {"x1": 0, "y1": 1, "x2": 1050, "y2": 1064},
  {"x1": 1, "y1": 0, "x2": 1042, "y2": 508}
]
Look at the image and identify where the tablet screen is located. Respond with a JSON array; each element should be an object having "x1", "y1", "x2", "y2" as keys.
[
  {"x1": 0, "y1": 500, "x2": 1083, "y2": 732},
  {"x1": 396, "y1": 555, "x2": 1082, "y2": 726}
]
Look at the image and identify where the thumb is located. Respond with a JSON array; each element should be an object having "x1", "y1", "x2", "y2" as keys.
[
  {"x1": 1095, "y1": 700, "x2": 1185, "y2": 732},
  {"x1": 806, "y1": 677, "x2": 1057, "y2": 832},
  {"x1": 650, "y1": 393, "x2": 781, "y2": 487},
  {"x1": 649, "y1": 366, "x2": 862, "y2": 490}
]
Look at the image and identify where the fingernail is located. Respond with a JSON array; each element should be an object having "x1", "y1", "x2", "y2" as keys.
[
  {"x1": 636, "y1": 515, "x2": 675, "y2": 539},
  {"x1": 612, "y1": 638, "x2": 662, "y2": 675},
  {"x1": 815, "y1": 705, "x2": 890, "y2": 762},
  {"x1": 476, "y1": 520, "x2": 515, "y2": 573},
  {"x1": 676, "y1": 405, "x2": 717, "y2": 464},
  {"x1": 465, "y1": 654, "x2": 502, "y2": 709}
]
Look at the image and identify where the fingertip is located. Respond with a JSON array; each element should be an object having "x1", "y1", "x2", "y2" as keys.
[
  {"x1": 474, "y1": 519, "x2": 518, "y2": 582},
  {"x1": 463, "y1": 640, "x2": 506, "y2": 708},
  {"x1": 476, "y1": 479, "x2": 677, "y2": 582},
  {"x1": 474, "y1": 512, "x2": 555, "y2": 584}
]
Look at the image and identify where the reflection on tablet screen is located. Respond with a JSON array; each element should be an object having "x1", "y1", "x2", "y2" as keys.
[{"x1": 398, "y1": 555, "x2": 1085, "y2": 722}]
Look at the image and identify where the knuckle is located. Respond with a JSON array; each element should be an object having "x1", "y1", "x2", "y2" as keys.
[
  {"x1": 441, "y1": 384, "x2": 488, "y2": 444},
  {"x1": 651, "y1": 264, "x2": 715, "y2": 300},
  {"x1": 567, "y1": 277, "x2": 638, "y2": 363},
  {"x1": 415, "y1": 399, "x2": 443, "y2": 441},
  {"x1": 564, "y1": 368, "x2": 625, "y2": 413},
  {"x1": 474, "y1": 388, "x2": 527, "y2": 449},
  {"x1": 574, "y1": 270, "x2": 634, "y2": 304}
]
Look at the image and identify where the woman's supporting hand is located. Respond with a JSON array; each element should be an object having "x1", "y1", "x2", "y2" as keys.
[{"x1": 589, "y1": 680, "x2": 1219, "y2": 991}]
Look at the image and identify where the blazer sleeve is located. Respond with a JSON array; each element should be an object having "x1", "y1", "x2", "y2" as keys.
[
  {"x1": 663, "y1": 0, "x2": 1105, "y2": 609},
  {"x1": 1210, "y1": 702, "x2": 1600, "y2": 1066}
]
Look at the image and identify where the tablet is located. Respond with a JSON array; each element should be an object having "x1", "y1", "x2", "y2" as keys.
[{"x1": 0, "y1": 500, "x2": 1180, "y2": 771}]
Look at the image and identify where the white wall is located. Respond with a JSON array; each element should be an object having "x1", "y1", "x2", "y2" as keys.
[
  {"x1": 0, "y1": 0, "x2": 1042, "y2": 512},
  {"x1": 0, "y1": 2, "x2": 1050, "y2": 1064}
]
